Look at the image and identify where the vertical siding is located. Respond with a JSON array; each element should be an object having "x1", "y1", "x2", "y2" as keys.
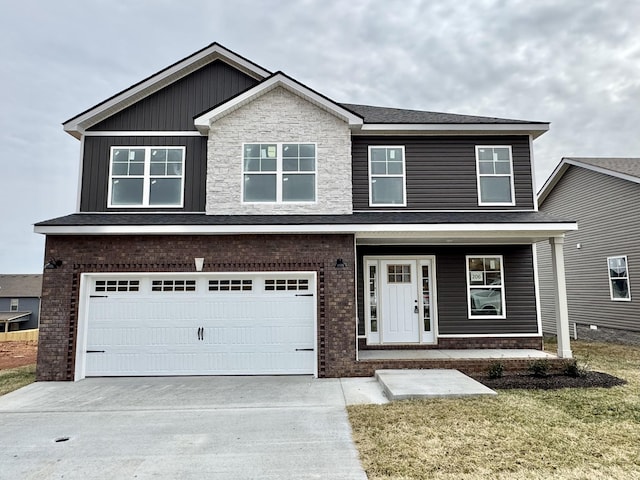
[
  {"x1": 352, "y1": 135, "x2": 534, "y2": 210},
  {"x1": 88, "y1": 61, "x2": 258, "y2": 131},
  {"x1": 80, "y1": 136, "x2": 207, "y2": 212},
  {"x1": 357, "y1": 245, "x2": 538, "y2": 336},
  {"x1": 538, "y1": 166, "x2": 640, "y2": 332}
]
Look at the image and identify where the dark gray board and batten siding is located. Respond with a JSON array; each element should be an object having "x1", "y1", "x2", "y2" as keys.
[
  {"x1": 80, "y1": 136, "x2": 207, "y2": 212},
  {"x1": 88, "y1": 61, "x2": 259, "y2": 131},
  {"x1": 352, "y1": 136, "x2": 535, "y2": 210},
  {"x1": 357, "y1": 245, "x2": 539, "y2": 337},
  {"x1": 537, "y1": 166, "x2": 640, "y2": 333}
]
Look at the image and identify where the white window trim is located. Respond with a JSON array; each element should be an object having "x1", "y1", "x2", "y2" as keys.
[
  {"x1": 475, "y1": 145, "x2": 516, "y2": 206},
  {"x1": 241, "y1": 143, "x2": 318, "y2": 204},
  {"x1": 368, "y1": 145, "x2": 407, "y2": 207},
  {"x1": 607, "y1": 255, "x2": 631, "y2": 301},
  {"x1": 10, "y1": 299, "x2": 19, "y2": 311},
  {"x1": 466, "y1": 254, "x2": 507, "y2": 319},
  {"x1": 107, "y1": 146, "x2": 186, "y2": 208}
]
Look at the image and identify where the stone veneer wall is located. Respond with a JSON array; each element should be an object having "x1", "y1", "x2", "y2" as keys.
[
  {"x1": 37, "y1": 234, "x2": 356, "y2": 381},
  {"x1": 206, "y1": 87, "x2": 353, "y2": 215}
]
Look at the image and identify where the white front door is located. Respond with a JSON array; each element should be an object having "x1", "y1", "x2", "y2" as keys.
[{"x1": 380, "y1": 260, "x2": 420, "y2": 343}]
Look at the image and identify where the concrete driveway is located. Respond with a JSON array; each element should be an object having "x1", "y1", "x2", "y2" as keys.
[{"x1": 0, "y1": 376, "x2": 368, "y2": 479}]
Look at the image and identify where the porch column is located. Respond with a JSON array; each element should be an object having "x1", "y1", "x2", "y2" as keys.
[{"x1": 549, "y1": 236, "x2": 573, "y2": 358}]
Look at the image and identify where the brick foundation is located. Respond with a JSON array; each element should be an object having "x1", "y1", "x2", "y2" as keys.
[{"x1": 359, "y1": 336, "x2": 543, "y2": 351}]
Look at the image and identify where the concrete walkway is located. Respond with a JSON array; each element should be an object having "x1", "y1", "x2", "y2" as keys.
[{"x1": 0, "y1": 377, "x2": 368, "y2": 480}]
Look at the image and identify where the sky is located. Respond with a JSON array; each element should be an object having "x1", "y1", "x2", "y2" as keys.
[{"x1": 1, "y1": 0, "x2": 639, "y2": 273}]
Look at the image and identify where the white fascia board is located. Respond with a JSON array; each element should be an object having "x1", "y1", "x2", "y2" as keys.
[
  {"x1": 194, "y1": 74, "x2": 363, "y2": 134},
  {"x1": 356, "y1": 123, "x2": 549, "y2": 138},
  {"x1": 34, "y1": 221, "x2": 577, "y2": 237},
  {"x1": 64, "y1": 44, "x2": 270, "y2": 138}
]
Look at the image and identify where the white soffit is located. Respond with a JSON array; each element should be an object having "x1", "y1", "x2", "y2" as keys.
[
  {"x1": 63, "y1": 43, "x2": 271, "y2": 139},
  {"x1": 193, "y1": 73, "x2": 364, "y2": 134},
  {"x1": 355, "y1": 123, "x2": 549, "y2": 138}
]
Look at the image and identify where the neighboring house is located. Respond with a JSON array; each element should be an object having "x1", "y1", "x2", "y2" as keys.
[
  {"x1": 0, "y1": 274, "x2": 42, "y2": 332},
  {"x1": 34, "y1": 43, "x2": 576, "y2": 381},
  {"x1": 537, "y1": 157, "x2": 640, "y2": 341}
]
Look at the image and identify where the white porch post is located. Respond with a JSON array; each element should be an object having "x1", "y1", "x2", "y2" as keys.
[{"x1": 549, "y1": 236, "x2": 573, "y2": 358}]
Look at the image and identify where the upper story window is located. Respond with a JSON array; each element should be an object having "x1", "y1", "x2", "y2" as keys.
[
  {"x1": 475, "y1": 146, "x2": 515, "y2": 206},
  {"x1": 608, "y1": 256, "x2": 631, "y2": 301},
  {"x1": 466, "y1": 255, "x2": 506, "y2": 318},
  {"x1": 368, "y1": 146, "x2": 406, "y2": 206},
  {"x1": 10, "y1": 299, "x2": 18, "y2": 311},
  {"x1": 243, "y1": 143, "x2": 316, "y2": 203},
  {"x1": 108, "y1": 147, "x2": 185, "y2": 208}
]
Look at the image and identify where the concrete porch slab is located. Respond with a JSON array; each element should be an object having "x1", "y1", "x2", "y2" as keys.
[
  {"x1": 359, "y1": 348, "x2": 555, "y2": 361},
  {"x1": 375, "y1": 369, "x2": 497, "y2": 400}
]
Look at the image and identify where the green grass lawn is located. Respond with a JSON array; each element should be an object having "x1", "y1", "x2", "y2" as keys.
[
  {"x1": 0, "y1": 364, "x2": 36, "y2": 396},
  {"x1": 348, "y1": 341, "x2": 640, "y2": 479}
]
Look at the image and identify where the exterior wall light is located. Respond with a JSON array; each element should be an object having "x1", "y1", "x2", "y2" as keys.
[
  {"x1": 45, "y1": 258, "x2": 63, "y2": 269},
  {"x1": 335, "y1": 258, "x2": 346, "y2": 269}
]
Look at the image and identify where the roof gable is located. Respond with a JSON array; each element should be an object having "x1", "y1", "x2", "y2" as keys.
[
  {"x1": 0, "y1": 274, "x2": 42, "y2": 298},
  {"x1": 63, "y1": 43, "x2": 271, "y2": 138},
  {"x1": 194, "y1": 72, "x2": 363, "y2": 133},
  {"x1": 539, "y1": 157, "x2": 640, "y2": 205}
]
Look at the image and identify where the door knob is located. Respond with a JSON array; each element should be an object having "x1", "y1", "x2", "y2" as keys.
[{"x1": 414, "y1": 300, "x2": 419, "y2": 314}]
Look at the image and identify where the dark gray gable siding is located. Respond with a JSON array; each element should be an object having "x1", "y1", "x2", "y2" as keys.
[
  {"x1": 80, "y1": 136, "x2": 207, "y2": 212},
  {"x1": 537, "y1": 166, "x2": 640, "y2": 333},
  {"x1": 352, "y1": 135, "x2": 534, "y2": 210},
  {"x1": 88, "y1": 61, "x2": 258, "y2": 131},
  {"x1": 357, "y1": 245, "x2": 538, "y2": 336}
]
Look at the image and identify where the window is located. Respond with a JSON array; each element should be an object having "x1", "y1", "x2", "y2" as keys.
[
  {"x1": 151, "y1": 280, "x2": 196, "y2": 292},
  {"x1": 95, "y1": 280, "x2": 140, "y2": 292},
  {"x1": 369, "y1": 146, "x2": 406, "y2": 206},
  {"x1": 264, "y1": 279, "x2": 309, "y2": 291},
  {"x1": 209, "y1": 279, "x2": 253, "y2": 292},
  {"x1": 475, "y1": 146, "x2": 515, "y2": 205},
  {"x1": 467, "y1": 256, "x2": 506, "y2": 318},
  {"x1": 108, "y1": 147, "x2": 185, "y2": 207},
  {"x1": 243, "y1": 143, "x2": 316, "y2": 203},
  {"x1": 608, "y1": 256, "x2": 631, "y2": 301},
  {"x1": 10, "y1": 299, "x2": 18, "y2": 311},
  {"x1": 387, "y1": 264, "x2": 411, "y2": 283}
]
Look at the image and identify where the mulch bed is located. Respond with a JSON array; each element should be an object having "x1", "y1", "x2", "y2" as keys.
[{"x1": 472, "y1": 371, "x2": 627, "y2": 390}]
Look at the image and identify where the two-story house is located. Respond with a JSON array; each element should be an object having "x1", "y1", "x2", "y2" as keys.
[{"x1": 35, "y1": 43, "x2": 576, "y2": 381}]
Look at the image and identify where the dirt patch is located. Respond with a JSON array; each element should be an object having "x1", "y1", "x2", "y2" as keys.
[
  {"x1": 0, "y1": 342, "x2": 38, "y2": 370},
  {"x1": 472, "y1": 371, "x2": 626, "y2": 390}
]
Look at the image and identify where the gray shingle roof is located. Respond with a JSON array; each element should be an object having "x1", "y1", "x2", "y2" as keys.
[
  {"x1": 564, "y1": 157, "x2": 640, "y2": 180},
  {"x1": 0, "y1": 274, "x2": 43, "y2": 298},
  {"x1": 35, "y1": 211, "x2": 572, "y2": 227},
  {"x1": 340, "y1": 103, "x2": 546, "y2": 125}
]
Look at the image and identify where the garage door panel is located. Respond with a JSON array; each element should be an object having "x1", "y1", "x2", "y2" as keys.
[{"x1": 83, "y1": 274, "x2": 316, "y2": 377}]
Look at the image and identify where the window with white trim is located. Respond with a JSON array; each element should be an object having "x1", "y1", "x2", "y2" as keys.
[
  {"x1": 10, "y1": 299, "x2": 18, "y2": 311},
  {"x1": 243, "y1": 143, "x2": 316, "y2": 203},
  {"x1": 368, "y1": 146, "x2": 406, "y2": 206},
  {"x1": 95, "y1": 280, "x2": 140, "y2": 292},
  {"x1": 475, "y1": 146, "x2": 515, "y2": 205},
  {"x1": 108, "y1": 147, "x2": 185, "y2": 207},
  {"x1": 466, "y1": 256, "x2": 506, "y2": 318},
  {"x1": 608, "y1": 256, "x2": 631, "y2": 301}
]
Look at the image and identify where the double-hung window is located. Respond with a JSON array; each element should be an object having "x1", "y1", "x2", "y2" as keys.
[
  {"x1": 608, "y1": 256, "x2": 631, "y2": 301},
  {"x1": 10, "y1": 299, "x2": 18, "y2": 311},
  {"x1": 369, "y1": 146, "x2": 406, "y2": 206},
  {"x1": 243, "y1": 143, "x2": 316, "y2": 203},
  {"x1": 475, "y1": 146, "x2": 515, "y2": 205},
  {"x1": 466, "y1": 256, "x2": 506, "y2": 318},
  {"x1": 108, "y1": 147, "x2": 185, "y2": 207}
]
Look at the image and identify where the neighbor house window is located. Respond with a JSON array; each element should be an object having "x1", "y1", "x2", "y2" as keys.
[
  {"x1": 475, "y1": 146, "x2": 515, "y2": 205},
  {"x1": 369, "y1": 146, "x2": 406, "y2": 206},
  {"x1": 466, "y1": 256, "x2": 506, "y2": 318},
  {"x1": 10, "y1": 299, "x2": 18, "y2": 311},
  {"x1": 243, "y1": 143, "x2": 316, "y2": 203},
  {"x1": 108, "y1": 147, "x2": 185, "y2": 207},
  {"x1": 608, "y1": 256, "x2": 631, "y2": 301}
]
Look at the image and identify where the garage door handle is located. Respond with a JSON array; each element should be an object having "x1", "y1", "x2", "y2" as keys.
[
  {"x1": 197, "y1": 327, "x2": 203, "y2": 341},
  {"x1": 295, "y1": 348, "x2": 314, "y2": 351},
  {"x1": 201, "y1": 327, "x2": 204, "y2": 341},
  {"x1": 86, "y1": 350, "x2": 105, "y2": 353},
  {"x1": 295, "y1": 293, "x2": 314, "y2": 297}
]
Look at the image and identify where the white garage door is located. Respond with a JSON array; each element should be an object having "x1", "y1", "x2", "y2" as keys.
[{"x1": 80, "y1": 273, "x2": 316, "y2": 377}]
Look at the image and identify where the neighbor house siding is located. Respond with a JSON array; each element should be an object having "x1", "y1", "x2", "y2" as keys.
[
  {"x1": 88, "y1": 61, "x2": 259, "y2": 132},
  {"x1": 0, "y1": 297, "x2": 40, "y2": 330},
  {"x1": 80, "y1": 136, "x2": 207, "y2": 212},
  {"x1": 206, "y1": 87, "x2": 353, "y2": 215},
  {"x1": 538, "y1": 166, "x2": 640, "y2": 333},
  {"x1": 352, "y1": 135, "x2": 534, "y2": 210},
  {"x1": 357, "y1": 245, "x2": 539, "y2": 337}
]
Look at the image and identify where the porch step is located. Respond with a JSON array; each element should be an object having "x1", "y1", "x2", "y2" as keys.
[
  {"x1": 375, "y1": 369, "x2": 497, "y2": 401},
  {"x1": 360, "y1": 349, "x2": 555, "y2": 361}
]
